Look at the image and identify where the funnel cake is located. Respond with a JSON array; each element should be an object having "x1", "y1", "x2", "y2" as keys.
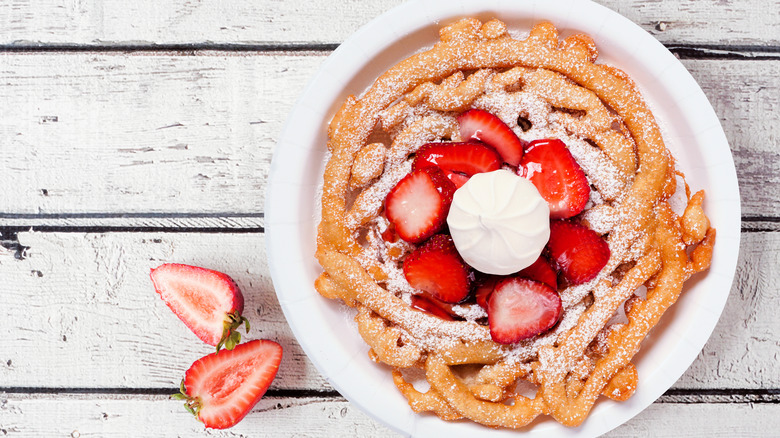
[{"x1": 315, "y1": 18, "x2": 715, "y2": 429}]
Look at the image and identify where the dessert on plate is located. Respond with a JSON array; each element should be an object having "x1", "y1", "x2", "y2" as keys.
[{"x1": 314, "y1": 17, "x2": 715, "y2": 429}]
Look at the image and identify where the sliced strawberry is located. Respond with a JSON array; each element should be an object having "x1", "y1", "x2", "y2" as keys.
[
  {"x1": 410, "y1": 294, "x2": 457, "y2": 321},
  {"x1": 474, "y1": 275, "x2": 500, "y2": 310},
  {"x1": 412, "y1": 142, "x2": 502, "y2": 188},
  {"x1": 547, "y1": 220, "x2": 610, "y2": 285},
  {"x1": 487, "y1": 277, "x2": 562, "y2": 344},
  {"x1": 519, "y1": 138, "x2": 590, "y2": 219},
  {"x1": 385, "y1": 166, "x2": 456, "y2": 243},
  {"x1": 518, "y1": 256, "x2": 558, "y2": 290},
  {"x1": 458, "y1": 109, "x2": 526, "y2": 166},
  {"x1": 151, "y1": 264, "x2": 250, "y2": 351},
  {"x1": 403, "y1": 234, "x2": 471, "y2": 303},
  {"x1": 175, "y1": 339, "x2": 282, "y2": 429}
]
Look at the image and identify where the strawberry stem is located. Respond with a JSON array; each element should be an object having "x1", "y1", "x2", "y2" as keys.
[
  {"x1": 172, "y1": 379, "x2": 202, "y2": 418},
  {"x1": 215, "y1": 311, "x2": 250, "y2": 353}
]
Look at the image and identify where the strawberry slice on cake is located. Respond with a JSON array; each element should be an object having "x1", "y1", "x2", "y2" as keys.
[
  {"x1": 413, "y1": 141, "x2": 502, "y2": 188},
  {"x1": 547, "y1": 220, "x2": 610, "y2": 285},
  {"x1": 385, "y1": 166, "x2": 456, "y2": 243},
  {"x1": 519, "y1": 138, "x2": 590, "y2": 219},
  {"x1": 518, "y1": 256, "x2": 558, "y2": 290},
  {"x1": 403, "y1": 234, "x2": 472, "y2": 304},
  {"x1": 487, "y1": 277, "x2": 562, "y2": 344},
  {"x1": 458, "y1": 109, "x2": 527, "y2": 167}
]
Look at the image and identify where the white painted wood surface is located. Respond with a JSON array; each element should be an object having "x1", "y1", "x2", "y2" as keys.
[
  {"x1": 0, "y1": 0, "x2": 778, "y2": 46},
  {"x1": 0, "y1": 1, "x2": 777, "y2": 437},
  {"x1": 0, "y1": 52, "x2": 326, "y2": 215},
  {"x1": 1, "y1": 395, "x2": 779, "y2": 437}
]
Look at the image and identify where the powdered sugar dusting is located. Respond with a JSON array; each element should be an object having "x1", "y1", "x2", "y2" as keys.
[{"x1": 343, "y1": 64, "x2": 657, "y2": 367}]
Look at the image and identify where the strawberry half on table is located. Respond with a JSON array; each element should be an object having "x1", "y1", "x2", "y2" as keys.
[
  {"x1": 175, "y1": 339, "x2": 283, "y2": 429},
  {"x1": 150, "y1": 263, "x2": 250, "y2": 352}
]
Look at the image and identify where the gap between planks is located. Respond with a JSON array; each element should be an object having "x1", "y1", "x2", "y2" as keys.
[
  {"x1": 0, "y1": 43, "x2": 778, "y2": 60},
  {"x1": 0, "y1": 214, "x2": 264, "y2": 233},
  {"x1": 2, "y1": 388, "x2": 780, "y2": 404},
  {"x1": 0, "y1": 214, "x2": 774, "y2": 233}
]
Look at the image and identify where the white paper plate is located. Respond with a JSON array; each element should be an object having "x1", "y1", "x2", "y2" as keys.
[{"x1": 266, "y1": 1, "x2": 740, "y2": 436}]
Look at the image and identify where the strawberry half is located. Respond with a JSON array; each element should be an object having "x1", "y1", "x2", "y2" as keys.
[
  {"x1": 458, "y1": 109, "x2": 526, "y2": 167},
  {"x1": 150, "y1": 263, "x2": 249, "y2": 352},
  {"x1": 412, "y1": 142, "x2": 502, "y2": 188},
  {"x1": 487, "y1": 277, "x2": 562, "y2": 344},
  {"x1": 385, "y1": 166, "x2": 456, "y2": 243},
  {"x1": 410, "y1": 294, "x2": 457, "y2": 321},
  {"x1": 547, "y1": 220, "x2": 610, "y2": 285},
  {"x1": 403, "y1": 234, "x2": 472, "y2": 303},
  {"x1": 519, "y1": 138, "x2": 590, "y2": 219},
  {"x1": 175, "y1": 339, "x2": 283, "y2": 429},
  {"x1": 518, "y1": 256, "x2": 558, "y2": 290}
]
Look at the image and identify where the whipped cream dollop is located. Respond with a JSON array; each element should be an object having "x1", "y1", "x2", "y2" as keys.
[{"x1": 447, "y1": 169, "x2": 550, "y2": 275}]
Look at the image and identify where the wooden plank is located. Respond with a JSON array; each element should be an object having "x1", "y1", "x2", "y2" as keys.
[
  {"x1": 0, "y1": 214, "x2": 264, "y2": 231},
  {"x1": 682, "y1": 59, "x2": 780, "y2": 219},
  {"x1": 0, "y1": 394, "x2": 399, "y2": 437},
  {"x1": 0, "y1": 52, "x2": 326, "y2": 216},
  {"x1": 0, "y1": 230, "x2": 776, "y2": 390},
  {"x1": 0, "y1": 0, "x2": 402, "y2": 48},
  {"x1": 0, "y1": 53, "x2": 776, "y2": 218},
  {"x1": 0, "y1": 0, "x2": 778, "y2": 47},
  {"x1": 0, "y1": 393, "x2": 778, "y2": 437},
  {"x1": 675, "y1": 230, "x2": 780, "y2": 389},
  {"x1": 606, "y1": 403, "x2": 780, "y2": 437},
  {"x1": 0, "y1": 231, "x2": 331, "y2": 390}
]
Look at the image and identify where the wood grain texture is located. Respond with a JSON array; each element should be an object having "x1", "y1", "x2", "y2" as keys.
[
  {"x1": 0, "y1": 0, "x2": 778, "y2": 47},
  {"x1": 0, "y1": 393, "x2": 778, "y2": 437},
  {"x1": 0, "y1": 214, "x2": 264, "y2": 231},
  {"x1": 684, "y1": 60, "x2": 780, "y2": 219},
  {"x1": 0, "y1": 52, "x2": 325, "y2": 215},
  {"x1": 0, "y1": 53, "x2": 775, "y2": 218},
  {"x1": 675, "y1": 231, "x2": 780, "y2": 388},
  {"x1": 0, "y1": 0, "x2": 776, "y2": 435},
  {"x1": 0, "y1": 231, "x2": 775, "y2": 390},
  {"x1": 0, "y1": 231, "x2": 330, "y2": 390},
  {"x1": 0, "y1": 394, "x2": 399, "y2": 437}
]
